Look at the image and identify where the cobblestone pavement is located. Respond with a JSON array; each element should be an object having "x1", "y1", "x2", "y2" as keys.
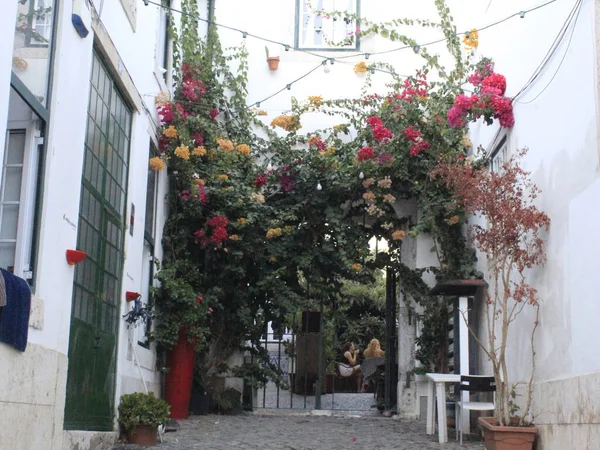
[{"x1": 114, "y1": 414, "x2": 484, "y2": 450}]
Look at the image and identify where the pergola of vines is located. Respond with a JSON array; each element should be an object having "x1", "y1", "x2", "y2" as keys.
[{"x1": 150, "y1": 0, "x2": 514, "y2": 383}]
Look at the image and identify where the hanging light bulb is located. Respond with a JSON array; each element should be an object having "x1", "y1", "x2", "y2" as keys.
[
  {"x1": 242, "y1": 31, "x2": 248, "y2": 38},
  {"x1": 267, "y1": 161, "x2": 273, "y2": 170},
  {"x1": 359, "y1": 172, "x2": 364, "y2": 179},
  {"x1": 364, "y1": 53, "x2": 370, "y2": 60},
  {"x1": 519, "y1": 11, "x2": 526, "y2": 18},
  {"x1": 323, "y1": 60, "x2": 330, "y2": 74},
  {"x1": 413, "y1": 45, "x2": 420, "y2": 53},
  {"x1": 255, "y1": 102, "x2": 261, "y2": 108},
  {"x1": 329, "y1": 58, "x2": 335, "y2": 65},
  {"x1": 317, "y1": 182, "x2": 322, "y2": 191},
  {"x1": 286, "y1": 84, "x2": 292, "y2": 90},
  {"x1": 284, "y1": 45, "x2": 290, "y2": 51}
]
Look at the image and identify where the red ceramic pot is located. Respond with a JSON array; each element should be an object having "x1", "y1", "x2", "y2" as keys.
[{"x1": 164, "y1": 329, "x2": 196, "y2": 419}]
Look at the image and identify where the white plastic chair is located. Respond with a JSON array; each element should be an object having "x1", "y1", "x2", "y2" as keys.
[{"x1": 456, "y1": 375, "x2": 496, "y2": 445}]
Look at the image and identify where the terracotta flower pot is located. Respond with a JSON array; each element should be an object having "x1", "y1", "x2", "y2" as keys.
[
  {"x1": 478, "y1": 417, "x2": 538, "y2": 450},
  {"x1": 127, "y1": 424, "x2": 158, "y2": 446},
  {"x1": 267, "y1": 56, "x2": 280, "y2": 71}
]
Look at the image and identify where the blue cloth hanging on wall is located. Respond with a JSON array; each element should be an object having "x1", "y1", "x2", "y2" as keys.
[{"x1": 0, "y1": 269, "x2": 32, "y2": 352}]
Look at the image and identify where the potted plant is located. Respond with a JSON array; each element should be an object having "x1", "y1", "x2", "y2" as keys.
[
  {"x1": 433, "y1": 148, "x2": 550, "y2": 450},
  {"x1": 118, "y1": 392, "x2": 171, "y2": 446},
  {"x1": 265, "y1": 46, "x2": 280, "y2": 71}
]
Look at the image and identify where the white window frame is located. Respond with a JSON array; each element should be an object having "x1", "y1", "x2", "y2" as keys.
[
  {"x1": 154, "y1": 1, "x2": 173, "y2": 91},
  {"x1": 296, "y1": 0, "x2": 360, "y2": 50},
  {"x1": 0, "y1": 121, "x2": 40, "y2": 281}
]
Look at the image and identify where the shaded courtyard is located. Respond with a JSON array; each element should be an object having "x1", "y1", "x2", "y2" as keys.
[{"x1": 114, "y1": 414, "x2": 484, "y2": 450}]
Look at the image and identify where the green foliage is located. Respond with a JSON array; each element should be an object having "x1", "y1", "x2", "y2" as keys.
[
  {"x1": 211, "y1": 387, "x2": 243, "y2": 414},
  {"x1": 152, "y1": 0, "x2": 494, "y2": 384},
  {"x1": 118, "y1": 392, "x2": 171, "y2": 432}
]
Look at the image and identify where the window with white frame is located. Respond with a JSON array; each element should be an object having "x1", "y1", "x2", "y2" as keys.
[
  {"x1": 26, "y1": 0, "x2": 54, "y2": 46},
  {"x1": 0, "y1": 120, "x2": 40, "y2": 281},
  {"x1": 137, "y1": 146, "x2": 159, "y2": 348},
  {"x1": 489, "y1": 136, "x2": 508, "y2": 174},
  {"x1": 156, "y1": 0, "x2": 171, "y2": 82},
  {"x1": 296, "y1": 0, "x2": 360, "y2": 50}
]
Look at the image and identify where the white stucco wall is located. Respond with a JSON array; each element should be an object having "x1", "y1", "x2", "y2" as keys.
[
  {"x1": 0, "y1": 0, "x2": 171, "y2": 448},
  {"x1": 464, "y1": 0, "x2": 600, "y2": 447}
]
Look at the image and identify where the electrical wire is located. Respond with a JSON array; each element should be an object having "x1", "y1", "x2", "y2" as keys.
[
  {"x1": 143, "y1": 0, "x2": 558, "y2": 63},
  {"x1": 514, "y1": 0, "x2": 582, "y2": 104}
]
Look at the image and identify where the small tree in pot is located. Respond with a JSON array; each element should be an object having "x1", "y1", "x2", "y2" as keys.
[
  {"x1": 433, "y1": 148, "x2": 550, "y2": 448},
  {"x1": 118, "y1": 392, "x2": 171, "y2": 446}
]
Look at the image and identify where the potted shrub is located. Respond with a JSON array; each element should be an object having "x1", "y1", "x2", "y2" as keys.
[
  {"x1": 118, "y1": 392, "x2": 171, "y2": 446},
  {"x1": 433, "y1": 148, "x2": 550, "y2": 450},
  {"x1": 265, "y1": 46, "x2": 280, "y2": 71}
]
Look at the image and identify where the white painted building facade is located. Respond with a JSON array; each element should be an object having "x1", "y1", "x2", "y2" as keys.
[
  {"x1": 1, "y1": 0, "x2": 599, "y2": 448},
  {"x1": 0, "y1": 0, "x2": 172, "y2": 448}
]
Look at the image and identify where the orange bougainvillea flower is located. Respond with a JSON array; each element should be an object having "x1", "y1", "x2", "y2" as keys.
[
  {"x1": 192, "y1": 146, "x2": 207, "y2": 156},
  {"x1": 149, "y1": 156, "x2": 165, "y2": 171},
  {"x1": 351, "y1": 263, "x2": 363, "y2": 271},
  {"x1": 174, "y1": 145, "x2": 190, "y2": 159},
  {"x1": 354, "y1": 61, "x2": 368, "y2": 74},
  {"x1": 392, "y1": 230, "x2": 406, "y2": 241},
  {"x1": 236, "y1": 144, "x2": 251, "y2": 155},
  {"x1": 217, "y1": 138, "x2": 234, "y2": 151},
  {"x1": 163, "y1": 125, "x2": 178, "y2": 138}
]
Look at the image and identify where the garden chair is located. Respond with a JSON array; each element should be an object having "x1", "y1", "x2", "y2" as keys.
[{"x1": 456, "y1": 375, "x2": 496, "y2": 445}]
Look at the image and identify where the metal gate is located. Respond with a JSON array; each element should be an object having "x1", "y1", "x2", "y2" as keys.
[{"x1": 248, "y1": 267, "x2": 398, "y2": 414}]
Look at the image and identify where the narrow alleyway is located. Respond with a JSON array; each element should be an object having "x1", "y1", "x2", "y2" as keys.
[{"x1": 114, "y1": 414, "x2": 484, "y2": 450}]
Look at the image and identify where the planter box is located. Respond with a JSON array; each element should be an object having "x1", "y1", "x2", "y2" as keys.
[
  {"x1": 478, "y1": 417, "x2": 537, "y2": 450},
  {"x1": 127, "y1": 424, "x2": 157, "y2": 446}
]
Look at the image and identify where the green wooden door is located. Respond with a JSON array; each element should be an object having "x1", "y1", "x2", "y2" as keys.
[{"x1": 64, "y1": 53, "x2": 131, "y2": 430}]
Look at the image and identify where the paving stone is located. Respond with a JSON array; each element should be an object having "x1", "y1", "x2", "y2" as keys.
[{"x1": 114, "y1": 414, "x2": 484, "y2": 449}]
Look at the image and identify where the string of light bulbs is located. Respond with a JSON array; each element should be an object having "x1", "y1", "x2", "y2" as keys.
[{"x1": 142, "y1": 0, "x2": 559, "y2": 108}]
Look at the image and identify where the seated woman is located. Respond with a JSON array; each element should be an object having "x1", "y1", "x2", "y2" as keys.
[
  {"x1": 363, "y1": 339, "x2": 385, "y2": 359},
  {"x1": 337, "y1": 342, "x2": 362, "y2": 392}
]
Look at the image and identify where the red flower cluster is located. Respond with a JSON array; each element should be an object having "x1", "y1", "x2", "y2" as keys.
[
  {"x1": 158, "y1": 103, "x2": 188, "y2": 124},
  {"x1": 254, "y1": 173, "x2": 267, "y2": 188},
  {"x1": 448, "y1": 70, "x2": 514, "y2": 129},
  {"x1": 403, "y1": 126, "x2": 430, "y2": 156},
  {"x1": 409, "y1": 141, "x2": 430, "y2": 156},
  {"x1": 307, "y1": 136, "x2": 327, "y2": 151},
  {"x1": 158, "y1": 134, "x2": 170, "y2": 154},
  {"x1": 377, "y1": 152, "x2": 394, "y2": 166},
  {"x1": 197, "y1": 183, "x2": 207, "y2": 204},
  {"x1": 192, "y1": 132, "x2": 204, "y2": 147},
  {"x1": 181, "y1": 76, "x2": 206, "y2": 102},
  {"x1": 366, "y1": 115, "x2": 393, "y2": 142},
  {"x1": 195, "y1": 215, "x2": 229, "y2": 248},
  {"x1": 357, "y1": 146, "x2": 376, "y2": 162},
  {"x1": 209, "y1": 108, "x2": 219, "y2": 120},
  {"x1": 467, "y1": 60, "x2": 494, "y2": 86},
  {"x1": 403, "y1": 126, "x2": 421, "y2": 141},
  {"x1": 280, "y1": 174, "x2": 295, "y2": 192},
  {"x1": 397, "y1": 72, "x2": 428, "y2": 102}
]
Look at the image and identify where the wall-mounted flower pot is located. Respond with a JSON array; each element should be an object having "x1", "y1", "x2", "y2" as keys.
[
  {"x1": 267, "y1": 56, "x2": 280, "y2": 71},
  {"x1": 66, "y1": 249, "x2": 87, "y2": 265},
  {"x1": 125, "y1": 291, "x2": 141, "y2": 302},
  {"x1": 478, "y1": 417, "x2": 538, "y2": 450}
]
